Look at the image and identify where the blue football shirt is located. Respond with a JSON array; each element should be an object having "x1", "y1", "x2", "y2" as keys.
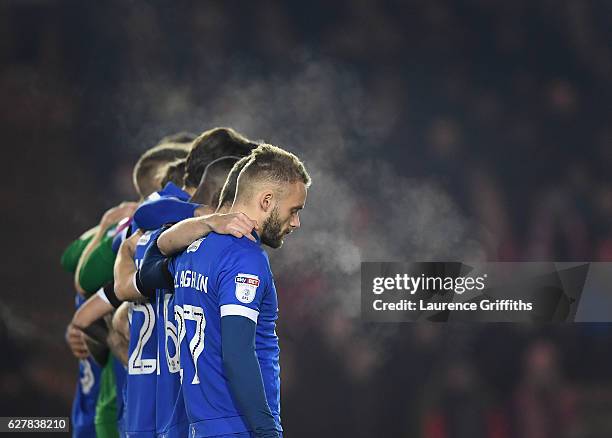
[
  {"x1": 169, "y1": 232, "x2": 282, "y2": 437},
  {"x1": 71, "y1": 294, "x2": 103, "y2": 438},
  {"x1": 125, "y1": 183, "x2": 194, "y2": 437},
  {"x1": 155, "y1": 289, "x2": 188, "y2": 438},
  {"x1": 125, "y1": 229, "x2": 160, "y2": 437},
  {"x1": 132, "y1": 182, "x2": 197, "y2": 231}
]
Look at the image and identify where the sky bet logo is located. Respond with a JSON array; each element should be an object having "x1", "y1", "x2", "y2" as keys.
[
  {"x1": 235, "y1": 276, "x2": 260, "y2": 287},
  {"x1": 235, "y1": 274, "x2": 260, "y2": 304}
]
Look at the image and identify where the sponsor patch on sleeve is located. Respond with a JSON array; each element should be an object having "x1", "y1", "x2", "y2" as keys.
[
  {"x1": 137, "y1": 231, "x2": 152, "y2": 246},
  {"x1": 235, "y1": 273, "x2": 260, "y2": 303},
  {"x1": 186, "y1": 237, "x2": 204, "y2": 253}
]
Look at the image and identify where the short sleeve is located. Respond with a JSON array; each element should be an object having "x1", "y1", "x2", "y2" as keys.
[
  {"x1": 78, "y1": 234, "x2": 116, "y2": 295},
  {"x1": 132, "y1": 198, "x2": 199, "y2": 231},
  {"x1": 111, "y1": 225, "x2": 130, "y2": 254},
  {"x1": 217, "y1": 248, "x2": 269, "y2": 324},
  {"x1": 61, "y1": 237, "x2": 89, "y2": 273}
]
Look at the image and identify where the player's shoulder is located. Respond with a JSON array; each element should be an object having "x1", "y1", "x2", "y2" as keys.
[
  {"x1": 230, "y1": 244, "x2": 271, "y2": 281},
  {"x1": 212, "y1": 233, "x2": 269, "y2": 266},
  {"x1": 182, "y1": 232, "x2": 230, "y2": 253},
  {"x1": 180, "y1": 232, "x2": 268, "y2": 265}
]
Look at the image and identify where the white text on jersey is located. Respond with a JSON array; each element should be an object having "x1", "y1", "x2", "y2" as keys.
[{"x1": 174, "y1": 270, "x2": 208, "y2": 293}]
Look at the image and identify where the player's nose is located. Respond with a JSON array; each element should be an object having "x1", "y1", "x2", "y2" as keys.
[{"x1": 290, "y1": 214, "x2": 300, "y2": 229}]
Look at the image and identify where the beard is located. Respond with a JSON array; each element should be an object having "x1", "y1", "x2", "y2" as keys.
[{"x1": 261, "y1": 206, "x2": 285, "y2": 249}]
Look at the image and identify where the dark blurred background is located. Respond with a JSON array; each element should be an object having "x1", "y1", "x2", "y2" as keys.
[{"x1": 1, "y1": 1, "x2": 611, "y2": 437}]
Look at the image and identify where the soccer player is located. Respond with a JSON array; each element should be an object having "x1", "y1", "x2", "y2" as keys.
[
  {"x1": 63, "y1": 202, "x2": 138, "y2": 438},
  {"x1": 66, "y1": 155, "x2": 191, "y2": 363},
  {"x1": 74, "y1": 140, "x2": 193, "y2": 296},
  {"x1": 132, "y1": 127, "x2": 258, "y2": 231},
  {"x1": 149, "y1": 155, "x2": 250, "y2": 256},
  {"x1": 138, "y1": 144, "x2": 311, "y2": 438},
  {"x1": 115, "y1": 209, "x2": 255, "y2": 438},
  {"x1": 126, "y1": 156, "x2": 254, "y2": 438},
  {"x1": 62, "y1": 230, "x2": 106, "y2": 438},
  {"x1": 65, "y1": 136, "x2": 193, "y2": 438},
  {"x1": 113, "y1": 128, "x2": 258, "y2": 438}
]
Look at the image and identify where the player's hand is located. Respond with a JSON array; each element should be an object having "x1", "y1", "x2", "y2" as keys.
[
  {"x1": 122, "y1": 229, "x2": 143, "y2": 257},
  {"x1": 204, "y1": 213, "x2": 259, "y2": 242},
  {"x1": 66, "y1": 322, "x2": 89, "y2": 359},
  {"x1": 100, "y1": 201, "x2": 138, "y2": 229}
]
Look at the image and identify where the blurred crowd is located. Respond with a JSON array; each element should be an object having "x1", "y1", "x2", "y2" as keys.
[{"x1": 1, "y1": 1, "x2": 611, "y2": 437}]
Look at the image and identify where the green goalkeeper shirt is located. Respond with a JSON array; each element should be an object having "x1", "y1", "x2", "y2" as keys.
[
  {"x1": 60, "y1": 226, "x2": 98, "y2": 274},
  {"x1": 62, "y1": 224, "x2": 119, "y2": 296}
]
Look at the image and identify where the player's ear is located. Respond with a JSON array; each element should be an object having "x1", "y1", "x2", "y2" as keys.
[{"x1": 259, "y1": 190, "x2": 274, "y2": 212}]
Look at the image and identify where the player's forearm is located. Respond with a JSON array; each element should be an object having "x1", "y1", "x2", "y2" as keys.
[
  {"x1": 106, "y1": 298, "x2": 131, "y2": 366},
  {"x1": 106, "y1": 326, "x2": 129, "y2": 366},
  {"x1": 221, "y1": 316, "x2": 280, "y2": 438},
  {"x1": 157, "y1": 217, "x2": 212, "y2": 256},
  {"x1": 225, "y1": 354, "x2": 279, "y2": 438},
  {"x1": 114, "y1": 242, "x2": 142, "y2": 301},
  {"x1": 137, "y1": 237, "x2": 173, "y2": 293},
  {"x1": 72, "y1": 293, "x2": 114, "y2": 328},
  {"x1": 112, "y1": 302, "x2": 131, "y2": 341}
]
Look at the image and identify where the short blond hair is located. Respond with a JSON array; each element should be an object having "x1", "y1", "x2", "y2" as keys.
[
  {"x1": 234, "y1": 143, "x2": 311, "y2": 202},
  {"x1": 132, "y1": 142, "x2": 191, "y2": 197}
]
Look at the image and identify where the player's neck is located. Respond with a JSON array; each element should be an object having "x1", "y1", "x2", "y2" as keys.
[
  {"x1": 230, "y1": 202, "x2": 264, "y2": 236},
  {"x1": 182, "y1": 185, "x2": 196, "y2": 196},
  {"x1": 194, "y1": 205, "x2": 215, "y2": 216}
]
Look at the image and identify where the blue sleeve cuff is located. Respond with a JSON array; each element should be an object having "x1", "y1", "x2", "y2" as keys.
[{"x1": 137, "y1": 235, "x2": 174, "y2": 295}]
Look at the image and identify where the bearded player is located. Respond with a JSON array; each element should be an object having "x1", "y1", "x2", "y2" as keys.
[
  {"x1": 113, "y1": 128, "x2": 258, "y2": 438},
  {"x1": 137, "y1": 144, "x2": 310, "y2": 438}
]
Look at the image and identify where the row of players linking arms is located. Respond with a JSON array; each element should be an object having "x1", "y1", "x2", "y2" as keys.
[{"x1": 62, "y1": 127, "x2": 311, "y2": 438}]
